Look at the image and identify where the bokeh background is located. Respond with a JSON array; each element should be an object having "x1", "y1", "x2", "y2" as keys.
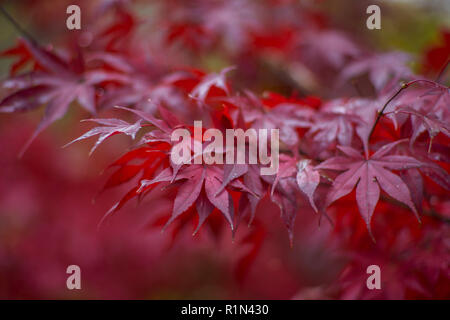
[{"x1": 0, "y1": 0, "x2": 448, "y2": 299}]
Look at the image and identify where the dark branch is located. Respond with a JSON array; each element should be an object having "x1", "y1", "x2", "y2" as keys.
[
  {"x1": 436, "y1": 59, "x2": 449, "y2": 83},
  {"x1": 367, "y1": 79, "x2": 449, "y2": 142},
  {"x1": 422, "y1": 209, "x2": 450, "y2": 224},
  {"x1": 367, "y1": 82, "x2": 408, "y2": 142},
  {"x1": 0, "y1": 5, "x2": 38, "y2": 45}
]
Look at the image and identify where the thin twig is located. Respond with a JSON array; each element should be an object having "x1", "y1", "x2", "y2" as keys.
[
  {"x1": 0, "y1": 5, "x2": 37, "y2": 45},
  {"x1": 436, "y1": 60, "x2": 449, "y2": 83},
  {"x1": 367, "y1": 82, "x2": 409, "y2": 142},
  {"x1": 380, "y1": 194, "x2": 450, "y2": 224},
  {"x1": 367, "y1": 78, "x2": 449, "y2": 142},
  {"x1": 422, "y1": 209, "x2": 450, "y2": 224}
]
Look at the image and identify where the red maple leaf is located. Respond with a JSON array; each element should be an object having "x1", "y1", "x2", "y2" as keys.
[{"x1": 0, "y1": 39, "x2": 128, "y2": 156}]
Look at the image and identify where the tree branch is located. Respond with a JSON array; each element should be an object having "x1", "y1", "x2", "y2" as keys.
[
  {"x1": 0, "y1": 5, "x2": 38, "y2": 45},
  {"x1": 367, "y1": 79, "x2": 449, "y2": 142},
  {"x1": 367, "y1": 82, "x2": 409, "y2": 142}
]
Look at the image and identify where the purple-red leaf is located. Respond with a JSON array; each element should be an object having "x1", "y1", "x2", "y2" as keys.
[
  {"x1": 190, "y1": 66, "x2": 235, "y2": 103},
  {"x1": 296, "y1": 159, "x2": 320, "y2": 212},
  {"x1": 317, "y1": 141, "x2": 422, "y2": 233},
  {"x1": 65, "y1": 118, "x2": 142, "y2": 155}
]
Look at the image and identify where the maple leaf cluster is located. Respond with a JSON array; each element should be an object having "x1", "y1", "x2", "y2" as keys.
[{"x1": 0, "y1": 0, "x2": 448, "y2": 299}]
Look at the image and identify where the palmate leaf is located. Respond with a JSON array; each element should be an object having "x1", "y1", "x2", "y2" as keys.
[
  {"x1": 297, "y1": 30, "x2": 360, "y2": 68},
  {"x1": 261, "y1": 155, "x2": 322, "y2": 243},
  {"x1": 270, "y1": 155, "x2": 297, "y2": 196},
  {"x1": 0, "y1": 40, "x2": 34, "y2": 75},
  {"x1": 396, "y1": 106, "x2": 450, "y2": 149},
  {"x1": 316, "y1": 140, "x2": 423, "y2": 237},
  {"x1": 271, "y1": 178, "x2": 298, "y2": 245},
  {"x1": 306, "y1": 112, "x2": 363, "y2": 148},
  {"x1": 100, "y1": 146, "x2": 167, "y2": 194},
  {"x1": 269, "y1": 156, "x2": 321, "y2": 214},
  {"x1": 386, "y1": 82, "x2": 449, "y2": 151},
  {"x1": 189, "y1": 66, "x2": 235, "y2": 103},
  {"x1": 238, "y1": 164, "x2": 265, "y2": 226},
  {"x1": 64, "y1": 118, "x2": 142, "y2": 155},
  {"x1": 251, "y1": 102, "x2": 312, "y2": 148},
  {"x1": 0, "y1": 38, "x2": 129, "y2": 156},
  {"x1": 340, "y1": 52, "x2": 412, "y2": 91},
  {"x1": 170, "y1": 166, "x2": 206, "y2": 228},
  {"x1": 421, "y1": 84, "x2": 450, "y2": 116},
  {"x1": 216, "y1": 163, "x2": 248, "y2": 196},
  {"x1": 138, "y1": 164, "x2": 254, "y2": 233},
  {"x1": 296, "y1": 159, "x2": 320, "y2": 213}
]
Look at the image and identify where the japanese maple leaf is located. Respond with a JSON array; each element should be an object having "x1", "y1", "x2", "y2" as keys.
[
  {"x1": 215, "y1": 90, "x2": 265, "y2": 126},
  {"x1": 66, "y1": 104, "x2": 182, "y2": 227},
  {"x1": 270, "y1": 177, "x2": 299, "y2": 245},
  {"x1": 99, "y1": 146, "x2": 167, "y2": 194},
  {"x1": 238, "y1": 164, "x2": 265, "y2": 225},
  {"x1": 270, "y1": 154, "x2": 297, "y2": 196},
  {"x1": 189, "y1": 66, "x2": 235, "y2": 104},
  {"x1": 400, "y1": 169, "x2": 424, "y2": 214},
  {"x1": 98, "y1": 79, "x2": 188, "y2": 116},
  {"x1": 385, "y1": 82, "x2": 449, "y2": 149},
  {"x1": 166, "y1": 22, "x2": 211, "y2": 51},
  {"x1": 76, "y1": 104, "x2": 253, "y2": 234},
  {"x1": 306, "y1": 112, "x2": 363, "y2": 148},
  {"x1": 116, "y1": 105, "x2": 198, "y2": 183},
  {"x1": 297, "y1": 30, "x2": 360, "y2": 68},
  {"x1": 64, "y1": 118, "x2": 142, "y2": 155},
  {"x1": 396, "y1": 106, "x2": 450, "y2": 150},
  {"x1": 202, "y1": 0, "x2": 262, "y2": 53},
  {"x1": 261, "y1": 92, "x2": 322, "y2": 110},
  {"x1": 138, "y1": 164, "x2": 251, "y2": 233},
  {"x1": 0, "y1": 38, "x2": 128, "y2": 155},
  {"x1": 66, "y1": 104, "x2": 179, "y2": 162},
  {"x1": 90, "y1": 54, "x2": 190, "y2": 114},
  {"x1": 115, "y1": 105, "x2": 176, "y2": 136},
  {"x1": 95, "y1": 7, "x2": 136, "y2": 51},
  {"x1": 405, "y1": 145, "x2": 450, "y2": 191},
  {"x1": 316, "y1": 140, "x2": 423, "y2": 236},
  {"x1": 308, "y1": 97, "x2": 377, "y2": 157},
  {"x1": 387, "y1": 81, "x2": 449, "y2": 120},
  {"x1": 251, "y1": 102, "x2": 312, "y2": 148},
  {"x1": 422, "y1": 84, "x2": 450, "y2": 116},
  {"x1": 216, "y1": 163, "x2": 248, "y2": 196},
  {"x1": 0, "y1": 39, "x2": 33, "y2": 75},
  {"x1": 382, "y1": 87, "x2": 430, "y2": 130},
  {"x1": 296, "y1": 159, "x2": 320, "y2": 213},
  {"x1": 340, "y1": 52, "x2": 413, "y2": 91},
  {"x1": 412, "y1": 84, "x2": 450, "y2": 135},
  {"x1": 261, "y1": 155, "x2": 302, "y2": 243},
  {"x1": 265, "y1": 156, "x2": 322, "y2": 240}
]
